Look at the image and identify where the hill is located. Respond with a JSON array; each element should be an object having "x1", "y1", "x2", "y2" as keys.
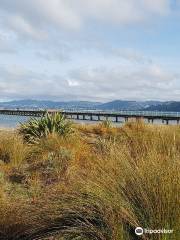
[
  {"x1": 98, "y1": 100, "x2": 160, "y2": 111},
  {"x1": 0, "y1": 100, "x2": 101, "y2": 110},
  {"x1": 144, "y1": 101, "x2": 180, "y2": 112},
  {"x1": 0, "y1": 99, "x2": 161, "y2": 111}
]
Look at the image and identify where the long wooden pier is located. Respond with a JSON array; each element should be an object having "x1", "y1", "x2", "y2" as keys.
[{"x1": 0, "y1": 109, "x2": 180, "y2": 124}]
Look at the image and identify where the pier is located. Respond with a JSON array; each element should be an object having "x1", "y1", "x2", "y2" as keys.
[{"x1": 0, "y1": 109, "x2": 180, "y2": 125}]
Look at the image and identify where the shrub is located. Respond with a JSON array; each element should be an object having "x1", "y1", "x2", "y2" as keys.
[{"x1": 19, "y1": 112, "x2": 74, "y2": 143}]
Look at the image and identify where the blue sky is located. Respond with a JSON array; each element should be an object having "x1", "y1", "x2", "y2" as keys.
[{"x1": 0, "y1": 0, "x2": 180, "y2": 102}]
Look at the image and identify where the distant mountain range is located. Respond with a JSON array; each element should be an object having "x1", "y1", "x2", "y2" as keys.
[
  {"x1": 0, "y1": 99, "x2": 180, "y2": 112},
  {"x1": 144, "y1": 101, "x2": 180, "y2": 112},
  {"x1": 0, "y1": 100, "x2": 100, "y2": 110},
  {"x1": 98, "y1": 100, "x2": 161, "y2": 111}
]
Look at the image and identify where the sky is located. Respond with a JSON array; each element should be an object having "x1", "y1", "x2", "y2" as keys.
[{"x1": 0, "y1": 0, "x2": 180, "y2": 102}]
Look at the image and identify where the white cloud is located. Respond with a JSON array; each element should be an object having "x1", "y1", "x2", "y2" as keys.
[
  {"x1": 0, "y1": 32, "x2": 17, "y2": 53},
  {"x1": 7, "y1": 15, "x2": 46, "y2": 40},
  {"x1": 67, "y1": 79, "x2": 80, "y2": 87},
  {"x1": 0, "y1": 61, "x2": 179, "y2": 101},
  {"x1": 67, "y1": 64, "x2": 180, "y2": 101},
  {"x1": 0, "y1": 0, "x2": 179, "y2": 102},
  {"x1": 0, "y1": 64, "x2": 69, "y2": 99},
  {"x1": 72, "y1": 0, "x2": 170, "y2": 24},
  {"x1": 0, "y1": 0, "x2": 171, "y2": 38},
  {"x1": 36, "y1": 50, "x2": 70, "y2": 62}
]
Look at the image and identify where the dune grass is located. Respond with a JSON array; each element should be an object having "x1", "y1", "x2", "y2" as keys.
[{"x1": 0, "y1": 122, "x2": 179, "y2": 239}]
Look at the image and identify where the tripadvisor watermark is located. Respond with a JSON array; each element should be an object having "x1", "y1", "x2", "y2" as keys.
[{"x1": 135, "y1": 227, "x2": 173, "y2": 236}]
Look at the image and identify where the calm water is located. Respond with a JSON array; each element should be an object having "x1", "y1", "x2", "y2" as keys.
[
  {"x1": 0, "y1": 115, "x2": 178, "y2": 129},
  {"x1": 0, "y1": 115, "x2": 33, "y2": 128}
]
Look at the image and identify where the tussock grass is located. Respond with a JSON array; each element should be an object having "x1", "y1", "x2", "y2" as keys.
[
  {"x1": 0, "y1": 131, "x2": 28, "y2": 167},
  {"x1": 0, "y1": 122, "x2": 179, "y2": 239}
]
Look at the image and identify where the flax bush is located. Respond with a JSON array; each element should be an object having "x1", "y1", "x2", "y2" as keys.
[{"x1": 19, "y1": 112, "x2": 74, "y2": 143}]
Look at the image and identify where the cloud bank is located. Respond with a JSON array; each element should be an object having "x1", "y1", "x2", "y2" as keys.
[
  {"x1": 0, "y1": 0, "x2": 179, "y2": 101},
  {"x1": 0, "y1": 0, "x2": 171, "y2": 37}
]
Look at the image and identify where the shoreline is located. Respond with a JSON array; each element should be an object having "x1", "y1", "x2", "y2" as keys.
[{"x1": 0, "y1": 127, "x2": 15, "y2": 131}]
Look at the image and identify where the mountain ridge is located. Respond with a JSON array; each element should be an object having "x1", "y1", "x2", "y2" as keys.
[
  {"x1": 144, "y1": 101, "x2": 180, "y2": 112},
  {"x1": 0, "y1": 99, "x2": 171, "y2": 111},
  {"x1": 0, "y1": 99, "x2": 179, "y2": 112}
]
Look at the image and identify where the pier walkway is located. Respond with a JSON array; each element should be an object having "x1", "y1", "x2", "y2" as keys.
[{"x1": 0, "y1": 109, "x2": 180, "y2": 124}]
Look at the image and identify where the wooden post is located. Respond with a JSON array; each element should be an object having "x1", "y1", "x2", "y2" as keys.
[{"x1": 116, "y1": 116, "x2": 118, "y2": 122}]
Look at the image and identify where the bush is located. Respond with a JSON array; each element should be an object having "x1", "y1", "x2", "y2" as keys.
[{"x1": 19, "y1": 112, "x2": 74, "y2": 143}]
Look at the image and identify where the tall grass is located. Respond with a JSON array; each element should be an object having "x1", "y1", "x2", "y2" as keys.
[
  {"x1": 0, "y1": 122, "x2": 179, "y2": 239},
  {"x1": 0, "y1": 131, "x2": 28, "y2": 167}
]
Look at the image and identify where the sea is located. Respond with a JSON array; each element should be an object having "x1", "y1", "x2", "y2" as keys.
[{"x1": 0, "y1": 115, "x2": 32, "y2": 129}]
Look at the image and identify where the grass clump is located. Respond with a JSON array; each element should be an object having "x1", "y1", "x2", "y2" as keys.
[{"x1": 0, "y1": 132, "x2": 28, "y2": 167}]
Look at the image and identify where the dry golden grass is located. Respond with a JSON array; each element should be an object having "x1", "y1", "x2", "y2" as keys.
[{"x1": 0, "y1": 122, "x2": 179, "y2": 239}]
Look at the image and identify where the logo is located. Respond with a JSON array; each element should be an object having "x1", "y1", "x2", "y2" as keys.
[{"x1": 135, "y1": 227, "x2": 144, "y2": 236}]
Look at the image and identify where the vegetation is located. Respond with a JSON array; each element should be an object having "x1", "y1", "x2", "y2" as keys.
[
  {"x1": 19, "y1": 112, "x2": 73, "y2": 143},
  {"x1": 0, "y1": 121, "x2": 179, "y2": 239}
]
